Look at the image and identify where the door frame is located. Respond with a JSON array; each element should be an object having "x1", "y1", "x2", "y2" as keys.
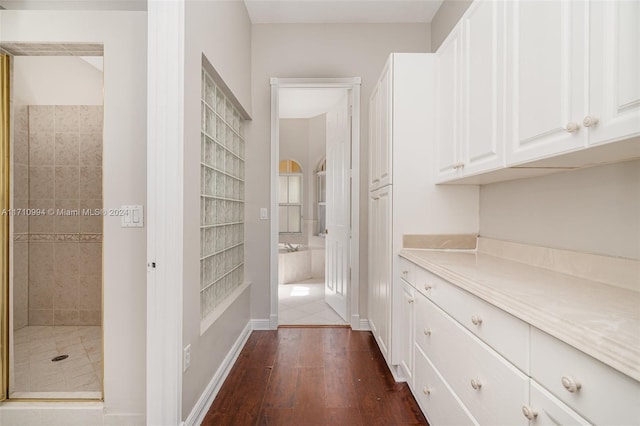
[{"x1": 269, "y1": 77, "x2": 361, "y2": 330}]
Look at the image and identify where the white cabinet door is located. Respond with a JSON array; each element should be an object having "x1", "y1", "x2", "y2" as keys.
[
  {"x1": 378, "y1": 60, "x2": 392, "y2": 188},
  {"x1": 398, "y1": 278, "x2": 415, "y2": 384},
  {"x1": 527, "y1": 381, "x2": 590, "y2": 426},
  {"x1": 369, "y1": 186, "x2": 392, "y2": 361},
  {"x1": 506, "y1": 0, "x2": 588, "y2": 165},
  {"x1": 435, "y1": 25, "x2": 462, "y2": 181},
  {"x1": 369, "y1": 84, "x2": 380, "y2": 191},
  {"x1": 588, "y1": 0, "x2": 640, "y2": 146},
  {"x1": 460, "y1": 0, "x2": 505, "y2": 175}
]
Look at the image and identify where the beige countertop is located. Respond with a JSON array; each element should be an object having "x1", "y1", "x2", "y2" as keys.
[{"x1": 399, "y1": 243, "x2": 640, "y2": 382}]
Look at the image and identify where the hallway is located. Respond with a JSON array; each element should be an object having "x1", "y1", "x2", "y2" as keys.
[{"x1": 202, "y1": 327, "x2": 427, "y2": 425}]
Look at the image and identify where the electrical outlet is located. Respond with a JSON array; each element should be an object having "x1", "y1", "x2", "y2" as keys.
[{"x1": 183, "y1": 344, "x2": 191, "y2": 372}]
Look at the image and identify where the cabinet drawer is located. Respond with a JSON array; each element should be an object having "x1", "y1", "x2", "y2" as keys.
[
  {"x1": 528, "y1": 380, "x2": 590, "y2": 426},
  {"x1": 399, "y1": 258, "x2": 415, "y2": 286},
  {"x1": 414, "y1": 265, "x2": 529, "y2": 372},
  {"x1": 414, "y1": 345, "x2": 477, "y2": 426},
  {"x1": 530, "y1": 328, "x2": 640, "y2": 426},
  {"x1": 415, "y1": 293, "x2": 530, "y2": 426}
]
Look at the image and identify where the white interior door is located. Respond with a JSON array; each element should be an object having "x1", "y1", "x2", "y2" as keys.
[{"x1": 325, "y1": 91, "x2": 350, "y2": 321}]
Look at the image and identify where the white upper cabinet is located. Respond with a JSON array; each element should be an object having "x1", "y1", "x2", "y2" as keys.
[
  {"x1": 506, "y1": 0, "x2": 588, "y2": 165},
  {"x1": 437, "y1": 0, "x2": 639, "y2": 184},
  {"x1": 369, "y1": 83, "x2": 380, "y2": 191},
  {"x1": 460, "y1": 0, "x2": 505, "y2": 175},
  {"x1": 435, "y1": 26, "x2": 462, "y2": 181},
  {"x1": 369, "y1": 59, "x2": 392, "y2": 191},
  {"x1": 588, "y1": 0, "x2": 640, "y2": 147},
  {"x1": 436, "y1": 0, "x2": 506, "y2": 183}
]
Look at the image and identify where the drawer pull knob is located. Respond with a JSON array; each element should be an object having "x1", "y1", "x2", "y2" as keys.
[
  {"x1": 522, "y1": 405, "x2": 538, "y2": 420},
  {"x1": 423, "y1": 328, "x2": 431, "y2": 336},
  {"x1": 424, "y1": 284, "x2": 433, "y2": 291},
  {"x1": 423, "y1": 387, "x2": 431, "y2": 396},
  {"x1": 583, "y1": 115, "x2": 599, "y2": 128},
  {"x1": 470, "y1": 379, "x2": 482, "y2": 390},
  {"x1": 471, "y1": 315, "x2": 483, "y2": 326},
  {"x1": 402, "y1": 270, "x2": 408, "y2": 277},
  {"x1": 408, "y1": 298, "x2": 414, "y2": 304},
  {"x1": 561, "y1": 376, "x2": 581, "y2": 393},
  {"x1": 565, "y1": 121, "x2": 580, "y2": 133}
]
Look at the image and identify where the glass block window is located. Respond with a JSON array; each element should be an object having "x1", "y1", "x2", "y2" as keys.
[{"x1": 200, "y1": 67, "x2": 245, "y2": 320}]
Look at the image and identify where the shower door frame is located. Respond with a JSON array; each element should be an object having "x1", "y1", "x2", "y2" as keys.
[
  {"x1": 0, "y1": 52, "x2": 10, "y2": 403},
  {"x1": 0, "y1": 47, "x2": 105, "y2": 402}
]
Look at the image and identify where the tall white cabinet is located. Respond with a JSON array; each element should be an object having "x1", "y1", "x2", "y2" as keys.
[{"x1": 367, "y1": 53, "x2": 478, "y2": 369}]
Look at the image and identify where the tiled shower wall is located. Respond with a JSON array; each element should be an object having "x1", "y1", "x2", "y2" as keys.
[
  {"x1": 13, "y1": 105, "x2": 103, "y2": 328},
  {"x1": 12, "y1": 107, "x2": 29, "y2": 330}
]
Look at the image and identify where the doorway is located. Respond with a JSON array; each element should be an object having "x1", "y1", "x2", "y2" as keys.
[
  {"x1": 0, "y1": 44, "x2": 104, "y2": 400},
  {"x1": 269, "y1": 78, "x2": 361, "y2": 329}
]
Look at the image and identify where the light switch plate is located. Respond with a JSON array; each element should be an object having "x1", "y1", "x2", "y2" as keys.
[
  {"x1": 121, "y1": 205, "x2": 144, "y2": 228},
  {"x1": 260, "y1": 207, "x2": 268, "y2": 220}
]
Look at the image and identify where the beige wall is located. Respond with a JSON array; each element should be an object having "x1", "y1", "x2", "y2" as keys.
[
  {"x1": 480, "y1": 160, "x2": 640, "y2": 260},
  {"x1": 182, "y1": 0, "x2": 252, "y2": 420},
  {"x1": 248, "y1": 23, "x2": 431, "y2": 321},
  {"x1": 430, "y1": 0, "x2": 472, "y2": 51},
  {"x1": 2, "y1": 10, "x2": 148, "y2": 421},
  {"x1": 13, "y1": 56, "x2": 103, "y2": 106}
]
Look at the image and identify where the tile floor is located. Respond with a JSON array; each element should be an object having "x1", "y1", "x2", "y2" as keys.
[
  {"x1": 10, "y1": 325, "x2": 102, "y2": 398},
  {"x1": 278, "y1": 278, "x2": 348, "y2": 326}
]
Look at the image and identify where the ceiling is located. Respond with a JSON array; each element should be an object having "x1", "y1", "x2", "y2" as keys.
[
  {"x1": 244, "y1": 0, "x2": 444, "y2": 24},
  {"x1": 0, "y1": 0, "x2": 443, "y2": 23},
  {"x1": 0, "y1": 0, "x2": 146, "y2": 11},
  {"x1": 279, "y1": 88, "x2": 348, "y2": 118}
]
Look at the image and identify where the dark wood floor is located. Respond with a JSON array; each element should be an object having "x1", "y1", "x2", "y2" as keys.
[{"x1": 202, "y1": 327, "x2": 428, "y2": 426}]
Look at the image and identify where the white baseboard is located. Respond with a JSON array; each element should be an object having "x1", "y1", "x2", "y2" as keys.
[
  {"x1": 251, "y1": 319, "x2": 271, "y2": 330},
  {"x1": 350, "y1": 314, "x2": 360, "y2": 329},
  {"x1": 183, "y1": 321, "x2": 252, "y2": 426},
  {"x1": 359, "y1": 318, "x2": 371, "y2": 330},
  {"x1": 104, "y1": 413, "x2": 146, "y2": 426},
  {"x1": 269, "y1": 313, "x2": 278, "y2": 330}
]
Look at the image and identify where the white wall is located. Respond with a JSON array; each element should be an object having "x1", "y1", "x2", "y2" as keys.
[
  {"x1": 430, "y1": 0, "x2": 472, "y2": 51},
  {"x1": 248, "y1": 23, "x2": 430, "y2": 321},
  {"x1": 182, "y1": 0, "x2": 252, "y2": 420},
  {"x1": 13, "y1": 56, "x2": 103, "y2": 106},
  {"x1": 1, "y1": 10, "x2": 147, "y2": 422},
  {"x1": 480, "y1": 160, "x2": 640, "y2": 260}
]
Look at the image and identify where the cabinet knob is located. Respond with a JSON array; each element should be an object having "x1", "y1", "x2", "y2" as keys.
[
  {"x1": 561, "y1": 376, "x2": 581, "y2": 393},
  {"x1": 423, "y1": 328, "x2": 431, "y2": 336},
  {"x1": 424, "y1": 284, "x2": 433, "y2": 292},
  {"x1": 408, "y1": 298, "x2": 415, "y2": 304},
  {"x1": 583, "y1": 115, "x2": 599, "y2": 128},
  {"x1": 471, "y1": 315, "x2": 483, "y2": 326},
  {"x1": 453, "y1": 162, "x2": 465, "y2": 170},
  {"x1": 422, "y1": 387, "x2": 431, "y2": 396},
  {"x1": 402, "y1": 270, "x2": 408, "y2": 277},
  {"x1": 470, "y1": 379, "x2": 482, "y2": 390},
  {"x1": 522, "y1": 405, "x2": 538, "y2": 420},
  {"x1": 566, "y1": 121, "x2": 580, "y2": 133}
]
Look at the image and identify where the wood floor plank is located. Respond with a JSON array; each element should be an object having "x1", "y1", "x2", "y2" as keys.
[
  {"x1": 262, "y1": 367, "x2": 299, "y2": 409},
  {"x1": 204, "y1": 328, "x2": 428, "y2": 426},
  {"x1": 294, "y1": 367, "x2": 326, "y2": 410}
]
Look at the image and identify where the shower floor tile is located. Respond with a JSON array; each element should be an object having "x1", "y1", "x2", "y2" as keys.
[
  {"x1": 278, "y1": 278, "x2": 348, "y2": 326},
  {"x1": 10, "y1": 325, "x2": 102, "y2": 397}
]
